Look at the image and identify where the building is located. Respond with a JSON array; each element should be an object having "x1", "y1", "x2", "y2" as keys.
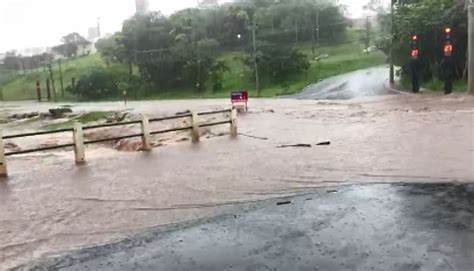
[
  {"x1": 135, "y1": 0, "x2": 149, "y2": 14},
  {"x1": 17, "y1": 47, "x2": 48, "y2": 57},
  {"x1": 88, "y1": 26, "x2": 100, "y2": 41},
  {"x1": 77, "y1": 42, "x2": 97, "y2": 56}
]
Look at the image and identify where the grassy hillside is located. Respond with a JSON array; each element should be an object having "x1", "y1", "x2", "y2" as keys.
[
  {"x1": 143, "y1": 40, "x2": 386, "y2": 99},
  {"x1": 0, "y1": 54, "x2": 129, "y2": 101},
  {"x1": 0, "y1": 38, "x2": 386, "y2": 101}
]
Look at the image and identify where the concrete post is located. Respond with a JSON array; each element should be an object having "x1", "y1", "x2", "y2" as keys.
[
  {"x1": 0, "y1": 131, "x2": 7, "y2": 178},
  {"x1": 191, "y1": 111, "x2": 200, "y2": 143},
  {"x1": 230, "y1": 108, "x2": 238, "y2": 138},
  {"x1": 469, "y1": 4, "x2": 474, "y2": 94},
  {"x1": 73, "y1": 122, "x2": 85, "y2": 164},
  {"x1": 141, "y1": 115, "x2": 152, "y2": 151}
]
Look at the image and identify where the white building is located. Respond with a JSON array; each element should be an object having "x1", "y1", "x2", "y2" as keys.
[
  {"x1": 77, "y1": 42, "x2": 97, "y2": 56},
  {"x1": 135, "y1": 0, "x2": 149, "y2": 14}
]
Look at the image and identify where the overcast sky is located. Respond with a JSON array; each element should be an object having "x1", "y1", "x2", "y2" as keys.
[{"x1": 0, "y1": 0, "x2": 372, "y2": 53}]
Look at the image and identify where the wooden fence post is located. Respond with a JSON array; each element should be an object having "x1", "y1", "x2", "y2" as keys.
[
  {"x1": 191, "y1": 111, "x2": 200, "y2": 143},
  {"x1": 73, "y1": 122, "x2": 85, "y2": 164},
  {"x1": 0, "y1": 131, "x2": 7, "y2": 177},
  {"x1": 230, "y1": 108, "x2": 238, "y2": 138},
  {"x1": 141, "y1": 115, "x2": 152, "y2": 151}
]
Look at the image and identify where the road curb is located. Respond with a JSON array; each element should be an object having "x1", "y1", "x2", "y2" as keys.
[
  {"x1": 384, "y1": 82, "x2": 413, "y2": 95},
  {"x1": 384, "y1": 82, "x2": 436, "y2": 95}
]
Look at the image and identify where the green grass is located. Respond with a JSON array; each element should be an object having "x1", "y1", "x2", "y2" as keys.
[
  {"x1": 424, "y1": 80, "x2": 467, "y2": 92},
  {"x1": 401, "y1": 77, "x2": 468, "y2": 93},
  {"x1": 203, "y1": 41, "x2": 385, "y2": 98},
  {"x1": 0, "y1": 54, "x2": 128, "y2": 101},
  {"x1": 1, "y1": 37, "x2": 386, "y2": 101},
  {"x1": 43, "y1": 111, "x2": 112, "y2": 130}
]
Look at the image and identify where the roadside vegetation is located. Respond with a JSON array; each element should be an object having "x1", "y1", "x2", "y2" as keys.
[
  {"x1": 377, "y1": 0, "x2": 467, "y2": 91},
  {"x1": 0, "y1": 0, "x2": 387, "y2": 101}
]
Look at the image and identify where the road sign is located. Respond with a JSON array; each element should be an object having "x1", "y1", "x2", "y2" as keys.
[{"x1": 231, "y1": 91, "x2": 248, "y2": 111}]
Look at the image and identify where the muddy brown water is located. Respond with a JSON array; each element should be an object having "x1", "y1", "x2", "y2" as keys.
[{"x1": 0, "y1": 93, "x2": 473, "y2": 270}]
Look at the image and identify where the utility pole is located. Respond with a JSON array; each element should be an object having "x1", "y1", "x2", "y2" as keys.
[
  {"x1": 365, "y1": 16, "x2": 371, "y2": 52},
  {"x1": 468, "y1": 0, "x2": 474, "y2": 94},
  {"x1": 316, "y1": 9, "x2": 320, "y2": 46},
  {"x1": 312, "y1": 8, "x2": 320, "y2": 56},
  {"x1": 389, "y1": 0, "x2": 395, "y2": 84},
  {"x1": 58, "y1": 59, "x2": 64, "y2": 97},
  {"x1": 97, "y1": 17, "x2": 101, "y2": 39},
  {"x1": 48, "y1": 64, "x2": 57, "y2": 102},
  {"x1": 295, "y1": 18, "x2": 299, "y2": 43},
  {"x1": 251, "y1": 22, "x2": 260, "y2": 97}
]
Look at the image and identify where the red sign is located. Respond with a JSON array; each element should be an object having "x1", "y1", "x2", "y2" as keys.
[
  {"x1": 231, "y1": 91, "x2": 248, "y2": 102},
  {"x1": 411, "y1": 49, "x2": 419, "y2": 59},
  {"x1": 231, "y1": 91, "x2": 248, "y2": 111}
]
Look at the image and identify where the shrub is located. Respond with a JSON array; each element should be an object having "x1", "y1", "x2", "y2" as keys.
[{"x1": 69, "y1": 67, "x2": 122, "y2": 100}]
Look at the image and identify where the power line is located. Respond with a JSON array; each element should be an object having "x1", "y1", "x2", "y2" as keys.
[{"x1": 133, "y1": 48, "x2": 173, "y2": 53}]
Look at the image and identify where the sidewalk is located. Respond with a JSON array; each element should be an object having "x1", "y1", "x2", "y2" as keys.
[{"x1": 384, "y1": 81, "x2": 432, "y2": 95}]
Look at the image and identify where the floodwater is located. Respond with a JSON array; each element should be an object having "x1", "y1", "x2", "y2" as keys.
[
  {"x1": 293, "y1": 66, "x2": 390, "y2": 100},
  {"x1": 1, "y1": 89, "x2": 474, "y2": 269}
]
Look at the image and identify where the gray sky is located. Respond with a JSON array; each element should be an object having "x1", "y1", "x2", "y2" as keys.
[{"x1": 0, "y1": 0, "x2": 371, "y2": 53}]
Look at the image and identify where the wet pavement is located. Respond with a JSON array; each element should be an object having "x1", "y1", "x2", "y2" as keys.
[{"x1": 21, "y1": 183, "x2": 474, "y2": 271}]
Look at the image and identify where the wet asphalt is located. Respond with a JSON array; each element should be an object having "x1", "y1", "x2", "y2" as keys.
[{"x1": 23, "y1": 183, "x2": 474, "y2": 271}]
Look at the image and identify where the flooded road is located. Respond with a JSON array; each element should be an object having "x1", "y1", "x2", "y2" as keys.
[
  {"x1": 294, "y1": 66, "x2": 390, "y2": 100},
  {"x1": 1, "y1": 88, "x2": 474, "y2": 268},
  {"x1": 22, "y1": 183, "x2": 474, "y2": 271}
]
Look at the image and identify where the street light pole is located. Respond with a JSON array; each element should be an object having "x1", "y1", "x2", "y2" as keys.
[
  {"x1": 468, "y1": 1, "x2": 474, "y2": 94},
  {"x1": 312, "y1": 8, "x2": 319, "y2": 56},
  {"x1": 97, "y1": 17, "x2": 101, "y2": 39},
  {"x1": 251, "y1": 22, "x2": 260, "y2": 97}
]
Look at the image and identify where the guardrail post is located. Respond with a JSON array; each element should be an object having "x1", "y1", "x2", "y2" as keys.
[
  {"x1": 141, "y1": 115, "x2": 152, "y2": 151},
  {"x1": 73, "y1": 122, "x2": 85, "y2": 164},
  {"x1": 0, "y1": 131, "x2": 7, "y2": 177},
  {"x1": 230, "y1": 108, "x2": 238, "y2": 138},
  {"x1": 191, "y1": 111, "x2": 200, "y2": 143}
]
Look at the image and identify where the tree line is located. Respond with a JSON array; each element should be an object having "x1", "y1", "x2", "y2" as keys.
[{"x1": 88, "y1": 0, "x2": 348, "y2": 100}]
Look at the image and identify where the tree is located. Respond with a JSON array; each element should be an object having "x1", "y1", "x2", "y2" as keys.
[
  {"x1": 95, "y1": 34, "x2": 124, "y2": 67},
  {"x1": 80, "y1": 0, "x2": 347, "y2": 96},
  {"x1": 69, "y1": 67, "x2": 123, "y2": 100},
  {"x1": 378, "y1": 0, "x2": 467, "y2": 82},
  {"x1": 244, "y1": 42, "x2": 310, "y2": 84},
  {"x1": 209, "y1": 60, "x2": 231, "y2": 91}
]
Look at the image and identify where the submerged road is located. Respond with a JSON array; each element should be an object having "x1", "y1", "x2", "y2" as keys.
[
  {"x1": 294, "y1": 66, "x2": 390, "y2": 100},
  {"x1": 23, "y1": 183, "x2": 474, "y2": 271}
]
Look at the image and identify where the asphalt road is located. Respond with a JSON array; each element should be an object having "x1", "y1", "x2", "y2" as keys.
[{"x1": 23, "y1": 183, "x2": 474, "y2": 271}]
